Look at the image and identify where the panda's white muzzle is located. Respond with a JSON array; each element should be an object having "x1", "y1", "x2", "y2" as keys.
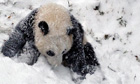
[{"x1": 46, "y1": 54, "x2": 62, "y2": 67}]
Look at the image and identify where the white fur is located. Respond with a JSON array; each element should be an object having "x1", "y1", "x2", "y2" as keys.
[{"x1": 34, "y1": 3, "x2": 73, "y2": 66}]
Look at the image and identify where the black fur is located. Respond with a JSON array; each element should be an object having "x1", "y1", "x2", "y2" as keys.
[
  {"x1": 63, "y1": 15, "x2": 86, "y2": 75},
  {"x1": 63, "y1": 15, "x2": 99, "y2": 76},
  {"x1": 38, "y1": 21, "x2": 49, "y2": 35},
  {"x1": 66, "y1": 27, "x2": 77, "y2": 35},
  {"x1": 1, "y1": 9, "x2": 40, "y2": 65},
  {"x1": 84, "y1": 42, "x2": 99, "y2": 74}
]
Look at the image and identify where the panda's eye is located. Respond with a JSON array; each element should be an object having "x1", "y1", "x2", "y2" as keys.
[
  {"x1": 38, "y1": 21, "x2": 49, "y2": 35},
  {"x1": 62, "y1": 49, "x2": 67, "y2": 54},
  {"x1": 46, "y1": 50, "x2": 55, "y2": 56}
]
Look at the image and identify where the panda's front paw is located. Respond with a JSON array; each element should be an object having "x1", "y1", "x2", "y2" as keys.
[
  {"x1": 71, "y1": 61, "x2": 87, "y2": 76},
  {"x1": 1, "y1": 46, "x2": 16, "y2": 57}
]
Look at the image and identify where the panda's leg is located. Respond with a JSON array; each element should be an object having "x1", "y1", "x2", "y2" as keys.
[
  {"x1": 1, "y1": 28, "x2": 26, "y2": 57},
  {"x1": 65, "y1": 15, "x2": 99, "y2": 76},
  {"x1": 84, "y1": 42, "x2": 100, "y2": 74},
  {"x1": 64, "y1": 15, "x2": 87, "y2": 76},
  {"x1": 1, "y1": 9, "x2": 37, "y2": 58},
  {"x1": 63, "y1": 38, "x2": 86, "y2": 76},
  {"x1": 22, "y1": 40, "x2": 40, "y2": 65},
  {"x1": 8, "y1": 39, "x2": 40, "y2": 65}
]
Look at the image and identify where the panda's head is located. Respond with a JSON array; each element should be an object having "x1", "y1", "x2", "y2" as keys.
[{"x1": 34, "y1": 3, "x2": 73, "y2": 66}]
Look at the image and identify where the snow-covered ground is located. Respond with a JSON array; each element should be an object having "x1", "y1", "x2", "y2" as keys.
[{"x1": 0, "y1": 0, "x2": 140, "y2": 84}]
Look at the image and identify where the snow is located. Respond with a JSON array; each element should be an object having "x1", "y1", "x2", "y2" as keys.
[{"x1": 0, "y1": 0, "x2": 140, "y2": 84}]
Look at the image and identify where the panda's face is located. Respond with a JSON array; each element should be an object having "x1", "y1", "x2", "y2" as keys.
[
  {"x1": 35, "y1": 20, "x2": 72, "y2": 66},
  {"x1": 34, "y1": 3, "x2": 73, "y2": 66}
]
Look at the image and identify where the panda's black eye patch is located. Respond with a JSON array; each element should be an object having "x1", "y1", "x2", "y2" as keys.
[
  {"x1": 46, "y1": 50, "x2": 55, "y2": 56},
  {"x1": 38, "y1": 21, "x2": 49, "y2": 35}
]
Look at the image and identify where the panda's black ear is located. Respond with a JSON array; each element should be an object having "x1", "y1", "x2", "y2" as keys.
[
  {"x1": 67, "y1": 27, "x2": 77, "y2": 35},
  {"x1": 38, "y1": 21, "x2": 49, "y2": 35}
]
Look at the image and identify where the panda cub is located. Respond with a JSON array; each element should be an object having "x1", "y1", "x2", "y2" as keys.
[{"x1": 1, "y1": 3, "x2": 99, "y2": 76}]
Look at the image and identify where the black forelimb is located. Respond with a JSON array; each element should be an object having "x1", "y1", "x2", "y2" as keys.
[
  {"x1": 1, "y1": 9, "x2": 40, "y2": 65},
  {"x1": 63, "y1": 15, "x2": 87, "y2": 76},
  {"x1": 63, "y1": 15, "x2": 99, "y2": 76}
]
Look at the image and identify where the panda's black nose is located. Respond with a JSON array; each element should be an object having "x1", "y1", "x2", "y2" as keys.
[{"x1": 46, "y1": 50, "x2": 55, "y2": 56}]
